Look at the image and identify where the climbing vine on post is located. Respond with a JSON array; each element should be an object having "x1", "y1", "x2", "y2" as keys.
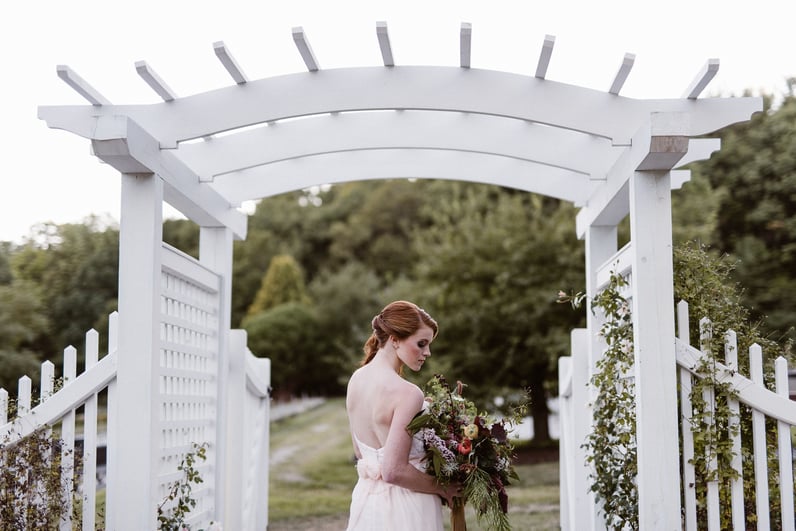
[{"x1": 580, "y1": 272, "x2": 639, "y2": 530}]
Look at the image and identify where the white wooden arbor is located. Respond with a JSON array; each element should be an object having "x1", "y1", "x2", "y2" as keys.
[{"x1": 39, "y1": 22, "x2": 761, "y2": 530}]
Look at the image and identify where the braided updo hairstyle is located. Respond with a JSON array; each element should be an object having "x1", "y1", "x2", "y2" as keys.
[{"x1": 361, "y1": 300, "x2": 438, "y2": 366}]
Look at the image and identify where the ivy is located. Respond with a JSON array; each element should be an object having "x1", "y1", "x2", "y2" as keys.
[{"x1": 157, "y1": 442, "x2": 220, "y2": 531}]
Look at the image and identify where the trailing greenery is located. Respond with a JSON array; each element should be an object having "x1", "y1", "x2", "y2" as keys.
[
  {"x1": 157, "y1": 442, "x2": 213, "y2": 531},
  {"x1": 674, "y1": 242, "x2": 793, "y2": 529},
  {"x1": 579, "y1": 272, "x2": 638, "y2": 530},
  {"x1": 0, "y1": 427, "x2": 79, "y2": 530},
  {"x1": 578, "y1": 243, "x2": 794, "y2": 529}
]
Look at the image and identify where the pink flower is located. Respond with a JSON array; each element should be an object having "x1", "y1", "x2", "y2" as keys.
[{"x1": 458, "y1": 438, "x2": 472, "y2": 455}]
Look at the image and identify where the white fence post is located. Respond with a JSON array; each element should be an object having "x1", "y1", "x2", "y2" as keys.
[
  {"x1": 749, "y1": 343, "x2": 770, "y2": 529},
  {"x1": 676, "y1": 301, "x2": 697, "y2": 531},
  {"x1": 60, "y1": 346, "x2": 77, "y2": 531},
  {"x1": 225, "y1": 329, "x2": 247, "y2": 530},
  {"x1": 82, "y1": 329, "x2": 99, "y2": 531},
  {"x1": 724, "y1": 330, "x2": 745, "y2": 529},
  {"x1": 775, "y1": 356, "x2": 795, "y2": 531},
  {"x1": 0, "y1": 388, "x2": 7, "y2": 425},
  {"x1": 104, "y1": 311, "x2": 119, "y2": 528},
  {"x1": 699, "y1": 318, "x2": 720, "y2": 530},
  {"x1": 629, "y1": 169, "x2": 681, "y2": 528}
]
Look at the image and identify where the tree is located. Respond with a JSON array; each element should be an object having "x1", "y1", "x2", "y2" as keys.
[
  {"x1": 0, "y1": 282, "x2": 49, "y2": 393},
  {"x1": 242, "y1": 302, "x2": 331, "y2": 397},
  {"x1": 413, "y1": 182, "x2": 585, "y2": 442},
  {"x1": 691, "y1": 93, "x2": 796, "y2": 340},
  {"x1": 247, "y1": 254, "x2": 309, "y2": 317}
]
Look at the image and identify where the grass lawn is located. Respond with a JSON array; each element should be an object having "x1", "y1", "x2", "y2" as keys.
[{"x1": 268, "y1": 398, "x2": 560, "y2": 530}]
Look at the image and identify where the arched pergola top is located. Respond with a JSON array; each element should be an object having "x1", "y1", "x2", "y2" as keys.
[{"x1": 38, "y1": 23, "x2": 763, "y2": 240}]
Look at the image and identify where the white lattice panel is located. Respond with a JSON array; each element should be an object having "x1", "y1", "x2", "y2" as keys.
[{"x1": 157, "y1": 244, "x2": 220, "y2": 520}]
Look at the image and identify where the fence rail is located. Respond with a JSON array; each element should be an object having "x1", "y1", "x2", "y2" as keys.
[{"x1": 0, "y1": 312, "x2": 118, "y2": 530}]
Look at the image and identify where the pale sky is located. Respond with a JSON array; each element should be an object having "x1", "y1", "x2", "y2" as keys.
[{"x1": 1, "y1": 0, "x2": 793, "y2": 243}]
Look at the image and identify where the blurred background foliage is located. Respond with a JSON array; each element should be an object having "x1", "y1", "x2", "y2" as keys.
[{"x1": 2, "y1": 90, "x2": 796, "y2": 442}]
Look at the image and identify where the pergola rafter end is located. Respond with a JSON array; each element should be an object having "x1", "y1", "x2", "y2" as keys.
[
  {"x1": 460, "y1": 22, "x2": 472, "y2": 68},
  {"x1": 682, "y1": 58, "x2": 720, "y2": 99},
  {"x1": 535, "y1": 34, "x2": 555, "y2": 79},
  {"x1": 56, "y1": 65, "x2": 111, "y2": 106},
  {"x1": 376, "y1": 21, "x2": 394, "y2": 67},
  {"x1": 135, "y1": 61, "x2": 177, "y2": 102},
  {"x1": 213, "y1": 41, "x2": 249, "y2": 84},
  {"x1": 609, "y1": 53, "x2": 636, "y2": 95},
  {"x1": 292, "y1": 26, "x2": 319, "y2": 72}
]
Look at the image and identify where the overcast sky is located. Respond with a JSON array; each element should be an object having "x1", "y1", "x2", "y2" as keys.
[{"x1": 2, "y1": 0, "x2": 793, "y2": 243}]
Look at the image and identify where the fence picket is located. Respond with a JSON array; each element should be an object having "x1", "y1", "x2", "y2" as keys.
[
  {"x1": 676, "y1": 301, "x2": 698, "y2": 531},
  {"x1": 749, "y1": 343, "x2": 770, "y2": 530},
  {"x1": 105, "y1": 311, "x2": 119, "y2": 529},
  {"x1": 699, "y1": 318, "x2": 721, "y2": 530},
  {"x1": 775, "y1": 356, "x2": 795, "y2": 531},
  {"x1": 723, "y1": 330, "x2": 745, "y2": 529},
  {"x1": 82, "y1": 329, "x2": 99, "y2": 531},
  {"x1": 18, "y1": 375, "x2": 31, "y2": 416},
  {"x1": 41, "y1": 360, "x2": 55, "y2": 401},
  {"x1": 59, "y1": 346, "x2": 77, "y2": 531},
  {"x1": 0, "y1": 388, "x2": 7, "y2": 425}
]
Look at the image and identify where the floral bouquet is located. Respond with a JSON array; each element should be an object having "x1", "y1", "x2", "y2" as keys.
[{"x1": 406, "y1": 374, "x2": 527, "y2": 531}]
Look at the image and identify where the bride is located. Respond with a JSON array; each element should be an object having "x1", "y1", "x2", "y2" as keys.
[{"x1": 345, "y1": 301, "x2": 459, "y2": 531}]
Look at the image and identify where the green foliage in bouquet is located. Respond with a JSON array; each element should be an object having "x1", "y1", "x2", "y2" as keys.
[{"x1": 406, "y1": 374, "x2": 528, "y2": 531}]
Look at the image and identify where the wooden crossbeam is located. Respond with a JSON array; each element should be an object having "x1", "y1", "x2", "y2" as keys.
[
  {"x1": 608, "y1": 53, "x2": 635, "y2": 95},
  {"x1": 213, "y1": 41, "x2": 248, "y2": 84},
  {"x1": 292, "y1": 26, "x2": 319, "y2": 72},
  {"x1": 376, "y1": 21, "x2": 394, "y2": 67},
  {"x1": 683, "y1": 59, "x2": 719, "y2": 99},
  {"x1": 460, "y1": 23, "x2": 472, "y2": 68},
  {"x1": 135, "y1": 61, "x2": 177, "y2": 102},
  {"x1": 535, "y1": 34, "x2": 555, "y2": 79},
  {"x1": 56, "y1": 65, "x2": 111, "y2": 106}
]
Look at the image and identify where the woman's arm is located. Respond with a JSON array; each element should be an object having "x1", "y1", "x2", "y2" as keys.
[{"x1": 380, "y1": 384, "x2": 458, "y2": 505}]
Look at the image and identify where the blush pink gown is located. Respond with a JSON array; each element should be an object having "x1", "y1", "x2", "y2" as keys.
[{"x1": 346, "y1": 432, "x2": 443, "y2": 530}]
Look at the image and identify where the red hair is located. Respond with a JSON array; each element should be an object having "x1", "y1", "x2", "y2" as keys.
[{"x1": 361, "y1": 300, "x2": 438, "y2": 366}]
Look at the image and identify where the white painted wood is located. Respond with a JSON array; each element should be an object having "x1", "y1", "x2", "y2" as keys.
[
  {"x1": 199, "y1": 227, "x2": 233, "y2": 523},
  {"x1": 0, "y1": 389, "x2": 7, "y2": 424},
  {"x1": 244, "y1": 352, "x2": 271, "y2": 530},
  {"x1": 683, "y1": 59, "x2": 720, "y2": 99},
  {"x1": 292, "y1": 26, "x2": 319, "y2": 72},
  {"x1": 39, "y1": 67, "x2": 763, "y2": 147},
  {"x1": 535, "y1": 35, "x2": 555, "y2": 79},
  {"x1": 60, "y1": 346, "x2": 77, "y2": 531},
  {"x1": 56, "y1": 65, "x2": 111, "y2": 105},
  {"x1": 723, "y1": 330, "x2": 745, "y2": 530},
  {"x1": 17, "y1": 375, "x2": 31, "y2": 416},
  {"x1": 676, "y1": 301, "x2": 698, "y2": 531},
  {"x1": 775, "y1": 356, "x2": 795, "y2": 531},
  {"x1": 82, "y1": 329, "x2": 99, "y2": 531},
  {"x1": 182, "y1": 110, "x2": 616, "y2": 182},
  {"x1": 213, "y1": 41, "x2": 249, "y2": 84},
  {"x1": 608, "y1": 53, "x2": 635, "y2": 95},
  {"x1": 225, "y1": 329, "x2": 247, "y2": 530},
  {"x1": 89, "y1": 117, "x2": 247, "y2": 239},
  {"x1": 41, "y1": 360, "x2": 55, "y2": 401},
  {"x1": 699, "y1": 318, "x2": 720, "y2": 530},
  {"x1": 676, "y1": 340, "x2": 796, "y2": 425},
  {"x1": 0, "y1": 352, "x2": 117, "y2": 441},
  {"x1": 104, "y1": 311, "x2": 119, "y2": 529},
  {"x1": 749, "y1": 344, "x2": 770, "y2": 530},
  {"x1": 570, "y1": 328, "x2": 593, "y2": 531},
  {"x1": 629, "y1": 169, "x2": 681, "y2": 529},
  {"x1": 460, "y1": 23, "x2": 471, "y2": 68},
  {"x1": 114, "y1": 172, "x2": 163, "y2": 530},
  {"x1": 135, "y1": 61, "x2": 177, "y2": 102},
  {"x1": 210, "y1": 148, "x2": 601, "y2": 206},
  {"x1": 558, "y1": 355, "x2": 572, "y2": 530},
  {"x1": 594, "y1": 241, "x2": 633, "y2": 292},
  {"x1": 376, "y1": 21, "x2": 394, "y2": 66}
]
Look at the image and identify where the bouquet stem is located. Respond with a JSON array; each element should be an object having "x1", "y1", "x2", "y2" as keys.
[{"x1": 451, "y1": 497, "x2": 467, "y2": 531}]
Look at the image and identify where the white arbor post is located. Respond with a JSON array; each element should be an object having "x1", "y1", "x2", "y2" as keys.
[
  {"x1": 629, "y1": 169, "x2": 681, "y2": 529},
  {"x1": 199, "y1": 226, "x2": 235, "y2": 523},
  {"x1": 113, "y1": 172, "x2": 164, "y2": 530},
  {"x1": 583, "y1": 225, "x2": 617, "y2": 530}
]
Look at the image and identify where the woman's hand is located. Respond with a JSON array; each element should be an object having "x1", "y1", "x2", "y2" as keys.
[{"x1": 438, "y1": 481, "x2": 463, "y2": 507}]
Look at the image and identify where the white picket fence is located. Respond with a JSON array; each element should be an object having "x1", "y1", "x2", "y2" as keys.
[
  {"x1": 0, "y1": 313, "x2": 119, "y2": 530},
  {"x1": 559, "y1": 300, "x2": 796, "y2": 530}
]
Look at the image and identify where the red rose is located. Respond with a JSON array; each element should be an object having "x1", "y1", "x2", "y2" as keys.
[{"x1": 458, "y1": 438, "x2": 472, "y2": 455}]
